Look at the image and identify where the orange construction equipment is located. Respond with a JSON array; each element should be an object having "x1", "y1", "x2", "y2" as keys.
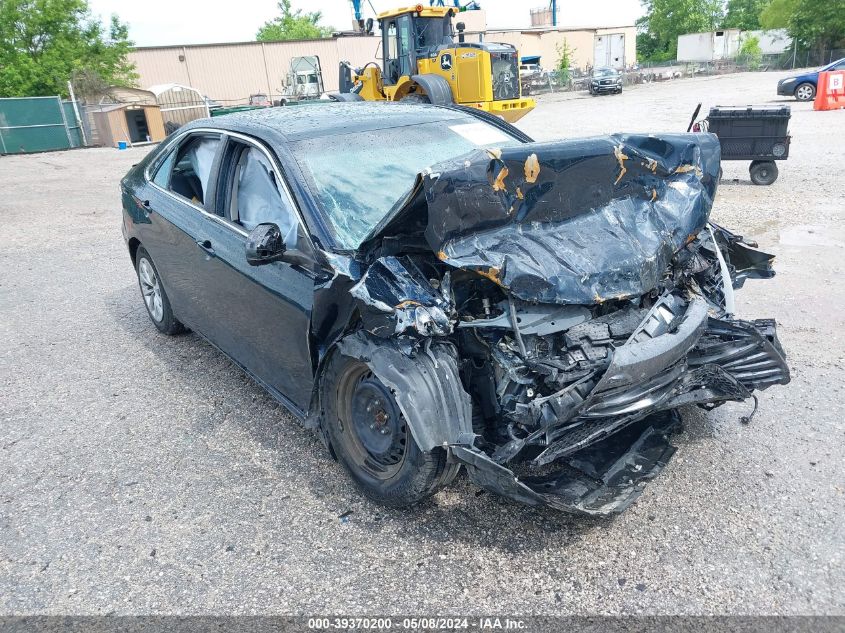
[{"x1": 813, "y1": 70, "x2": 845, "y2": 111}]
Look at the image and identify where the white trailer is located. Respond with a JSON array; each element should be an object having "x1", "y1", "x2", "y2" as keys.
[
  {"x1": 593, "y1": 33, "x2": 626, "y2": 69},
  {"x1": 677, "y1": 30, "x2": 742, "y2": 62}
]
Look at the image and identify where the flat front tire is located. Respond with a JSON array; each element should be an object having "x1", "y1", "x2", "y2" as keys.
[
  {"x1": 135, "y1": 246, "x2": 185, "y2": 335},
  {"x1": 321, "y1": 352, "x2": 457, "y2": 507}
]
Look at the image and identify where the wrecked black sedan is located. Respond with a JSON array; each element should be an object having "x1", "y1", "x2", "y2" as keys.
[{"x1": 121, "y1": 103, "x2": 789, "y2": 516}]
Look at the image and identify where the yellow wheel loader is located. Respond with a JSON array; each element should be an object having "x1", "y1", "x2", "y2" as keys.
[{"x1": 336, "y1": 5, "x2": 535, "y2": 123}]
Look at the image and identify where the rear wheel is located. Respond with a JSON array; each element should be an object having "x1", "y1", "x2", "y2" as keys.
[
  {"x1": 749, "y1": 160, "x2": 778, "y2": 185},
  {"x1": 135, "y1": 247, "x2": 185, "y2": 335},
  {"x1": 321, "y1": 352, "x2": 457, "y2": 507},
  {"x1": 794, "y1": 82, "x2": 815, "y2": 101}
]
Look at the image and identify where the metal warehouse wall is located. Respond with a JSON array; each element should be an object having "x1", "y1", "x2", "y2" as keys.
[
  {"x1": 129, "y1": 37, "x2": 381, "y2": 105},
  {"x1": 129, "y1": 22, "x2": 637, "y2": 103}
]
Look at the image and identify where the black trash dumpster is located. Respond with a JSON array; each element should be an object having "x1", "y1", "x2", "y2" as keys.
[{"x1": 691, "y1": 105, "x2": 791, "y2": 185}]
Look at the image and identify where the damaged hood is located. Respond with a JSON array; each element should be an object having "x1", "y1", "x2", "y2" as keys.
[{"x1": 368, "y1": 133, "x2": 721, "y2": 305}]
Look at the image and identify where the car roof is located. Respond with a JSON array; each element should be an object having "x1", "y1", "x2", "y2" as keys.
[{"x1": 186, "y1": 102, "x2": 477, "y2": 143}]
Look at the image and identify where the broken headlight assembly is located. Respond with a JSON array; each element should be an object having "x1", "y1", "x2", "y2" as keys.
[{"x1": 413, "y1": 305, "x2": 451, "y2": 336}]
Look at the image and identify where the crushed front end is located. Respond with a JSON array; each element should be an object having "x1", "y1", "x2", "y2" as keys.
[{"x1": 338, "y1": 132, "x2": 790, "y2": 516}]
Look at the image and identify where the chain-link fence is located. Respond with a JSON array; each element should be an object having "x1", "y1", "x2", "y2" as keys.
[{"x1": 521, "y1": 48, "x2": 845, "y2": 97}]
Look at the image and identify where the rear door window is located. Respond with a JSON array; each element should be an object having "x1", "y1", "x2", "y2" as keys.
[
  {"x1": 151, "y1": 148, "x2": 176, "y2": 188},
  {"x1": 167, "y1": 134, "x2": 221, "y2": 207}
]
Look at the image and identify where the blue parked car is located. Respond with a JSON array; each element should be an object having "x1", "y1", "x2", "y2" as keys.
[{"x1": 777, "y1": 58, "x2": 845, "y2": 101}]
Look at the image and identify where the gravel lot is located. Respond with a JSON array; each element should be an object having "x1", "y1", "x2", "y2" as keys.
[{"x1": 1, "y1": 71, "x2": 843, "y2": 616}]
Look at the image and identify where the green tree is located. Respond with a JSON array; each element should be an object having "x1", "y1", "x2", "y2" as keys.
[
  {"x1": 256, "y1": 0, "x2": 334, "y2": 41},
  {"x1": 737, "y1": 34, "x2": 763, "y2": 68},
  {"x1": 555, "y1": 39, "x2": 574, "y2": 84},
  {"x1": 0, "y1": 0, "x2": 136, "y2": 97},
  {"x1": 723, "y1": 0, "x2": 771, "y2": 30},
  {"x1": 759, "y1": 0, "x2": 797, "y2": 29},
  {"x1": 636, "y1": 16, "x2": 668, "y2": 62},
  {"x1": 788, "y1": 0, "x2": 845, "y2": 51},
  {"x1": 637, "y1": 0, "x2": 725, "y2": 61},
  {"x1": 759, "y1": 0, "x2": 844, "y2": 52}
]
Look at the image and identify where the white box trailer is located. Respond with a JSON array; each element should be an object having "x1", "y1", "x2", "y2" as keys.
[
  {"x1": 746, "y1": 29, "x2": 793, "y2": 54},
  {"x1": 678, "y1": 30, "x2": 742, "y2": 62},
  {"x1": 594, "y1": 33, "x2": 626, "y2": 69}
]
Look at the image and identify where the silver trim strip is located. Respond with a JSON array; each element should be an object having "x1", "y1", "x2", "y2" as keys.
[
  {"x1": 143, "y1": 127, "x2": 313, "y2": 246},
  {"x1": 160, "y1": 104, "x2": 212, "y2": 113},
  {"x1": 0, "y1": 124, "x2": 66, "y2": 130}
]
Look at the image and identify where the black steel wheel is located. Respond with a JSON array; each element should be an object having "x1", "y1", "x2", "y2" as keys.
[
  {"x1": 321, "y1": 352, "x2": 457, "y2": 507},
  {"x1": 749, "y1": 160, "x2": 779, "y2": 185},
  {"x1": 338, "y1": 364, "x2": 409, "y2": 479}
]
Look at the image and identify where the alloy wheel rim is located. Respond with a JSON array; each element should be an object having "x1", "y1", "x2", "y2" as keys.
[
  {"x1": 797, "y1": 85, "x2": 812, "y2": 100},
  {"x1": 138, "y1": 258, "x2": 164, "y2": 322}
]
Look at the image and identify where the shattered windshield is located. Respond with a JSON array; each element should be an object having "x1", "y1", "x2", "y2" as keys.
[{"x1": 291, "y1": 119, "x2": 520, "y2": 250}]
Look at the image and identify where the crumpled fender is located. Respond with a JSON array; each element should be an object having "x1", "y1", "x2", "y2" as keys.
[{"x1": 336, "y1": 331, "x2": 473, "y2": 453}]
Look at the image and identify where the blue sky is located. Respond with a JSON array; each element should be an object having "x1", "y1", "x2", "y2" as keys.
[{"x1": 87, "y1": 0, "x2": 645, "y2": 47}]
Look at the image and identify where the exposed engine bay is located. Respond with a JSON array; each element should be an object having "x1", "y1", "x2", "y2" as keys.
[{"x1": 322, "y1": 132, "x2": 790, "y2": 515}]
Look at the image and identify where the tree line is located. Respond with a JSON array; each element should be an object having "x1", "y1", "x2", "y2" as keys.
[
  {"x1": 638, "y1": 0, "x2": 845, "y2": 62},
  {"x1": 2, "y1": 0, "x2": 843, "y2": 98},
  {"x1": 0, "y1": 0, "x2": 334, "y2": 99}
]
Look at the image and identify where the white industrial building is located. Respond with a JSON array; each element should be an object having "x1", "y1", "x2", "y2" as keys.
[{"x1": 678, "y1": 28, "x2": 792, "y2": 62}]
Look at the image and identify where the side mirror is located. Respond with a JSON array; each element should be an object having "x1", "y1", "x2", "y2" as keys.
[{"x1": 245, "y1": 223, "x2": 286, "y2": 266}]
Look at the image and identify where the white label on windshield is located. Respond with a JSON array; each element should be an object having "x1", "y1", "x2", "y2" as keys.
[{"x1": 449, "y1": 122, "x2": 511, "y2": 146}]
